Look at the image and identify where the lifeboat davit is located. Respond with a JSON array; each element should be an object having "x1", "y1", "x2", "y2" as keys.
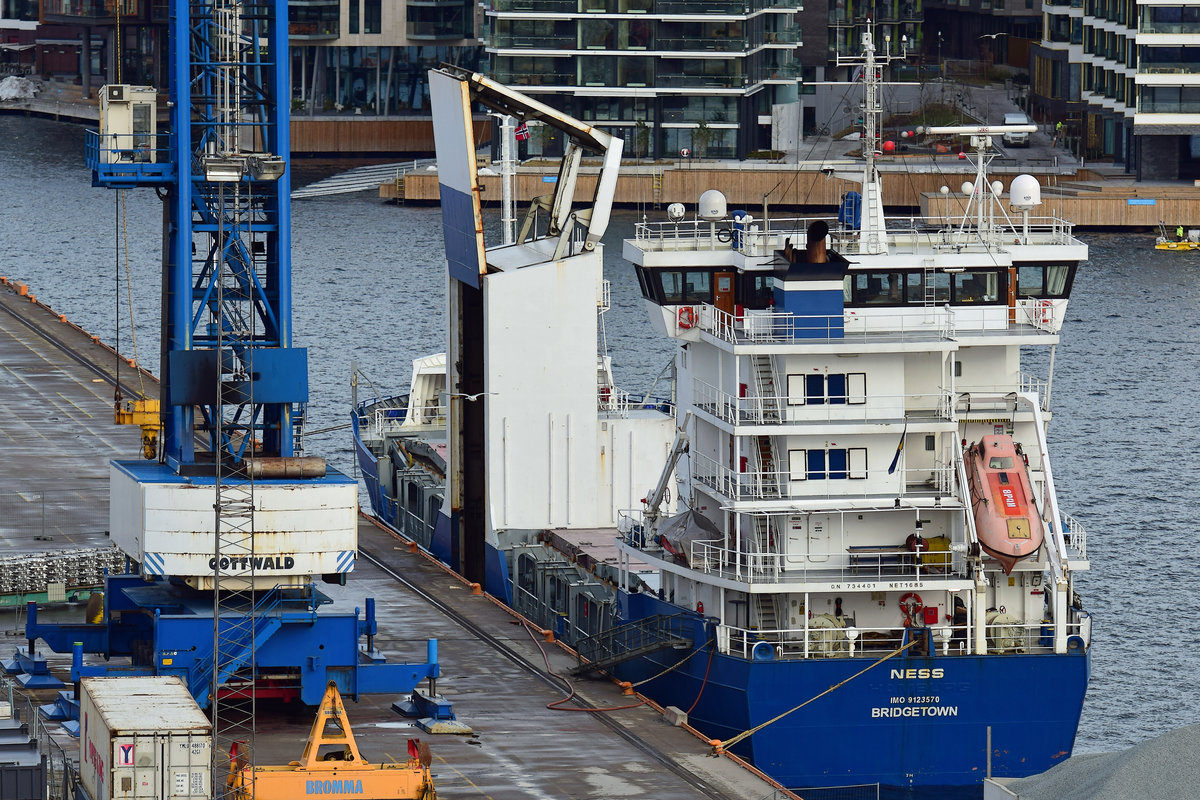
[{"x1": 964, "y1": 435, "x2": 1044, "y2": 574}]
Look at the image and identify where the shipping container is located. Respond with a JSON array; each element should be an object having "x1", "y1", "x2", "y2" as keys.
[{"x1": 78, "y1": 677, "x2": 211, "y2": 800}]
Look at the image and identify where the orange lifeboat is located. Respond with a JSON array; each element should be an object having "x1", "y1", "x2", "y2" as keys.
[{"x1": 964, "y1": 435, "x2": 1044, "y2": 574}]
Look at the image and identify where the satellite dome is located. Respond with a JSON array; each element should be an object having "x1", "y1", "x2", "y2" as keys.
[
  {"x1": 1010, "y1": 174, "x2": 1042, "y2": 210},
  {"x1": 697, "y1": 189, "x2": 728, "y2": 221},
  {"x1": 667, "y1": 202, "x2": 686, "y2": 221}
]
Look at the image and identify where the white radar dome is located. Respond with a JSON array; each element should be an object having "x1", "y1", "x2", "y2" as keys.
[
  {"x1": 698, "y1": 189, "x2": 728, "y2": 221},
  {"x1": 667, "y1": 202, "x2": 686, "y2": 221},
  {"x1": 1010, "y1": 174, "x2": 1042, "y2": 210}
]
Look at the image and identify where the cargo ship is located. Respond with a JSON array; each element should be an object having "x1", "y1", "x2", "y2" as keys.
[{"x1": 353, "y1": 54, "x2": 1092, "y2": 794}]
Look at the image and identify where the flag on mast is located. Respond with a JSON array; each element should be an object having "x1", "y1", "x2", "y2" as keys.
[
  {"x1": 887, "y1": 420, "x2": 907, "y2": 474},
  {"x1": 514, "y1": 122, "x2": 530, "y2": 141}
]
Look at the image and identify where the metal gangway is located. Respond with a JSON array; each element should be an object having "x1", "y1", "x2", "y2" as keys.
[
  {"x1": 291, "y1": 159, "x2": 433, "y2": 199},
  {"x1": 571, "y1": 614, "x2": 694, "y2": 676}
]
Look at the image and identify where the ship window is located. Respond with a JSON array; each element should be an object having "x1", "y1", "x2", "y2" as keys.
[
  {"x1": 991, "y1": 456, "x2": 1015, "y2": 469},
  {"x1": 1046, "y1": 265, "x2": 1070, "y2": 296},
  {"x1": 828, "y1": 448, "x2": 848, "y2": 479},
  {"x1": 739, "y1": 273, "x2": 774, "y2": 309},
  {"x1": 1016, "y1": 264, "x2": 1075, "y2": 298},
  {"x1": 634, "y1": 266, "x2": 653, "y2": 300},
  {"x1": 952, "y1": 271, "x2": 1003, "y2": 303},
  {"x1": 852, "y1": 272, "x2": 904, "y2": 304},
  {"x1": 795, "y1": 447, "x2": 867, "y2": 479},
  {"x1": 789, "y1": 372, "x2": 866, "y2": 405},
  {"x1": 654, "y1": 269, "x2": 714, "y2": 304}
]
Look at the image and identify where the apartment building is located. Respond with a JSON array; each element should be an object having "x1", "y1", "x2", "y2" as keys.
[{"x1": 483, "y1": 0, "x2": 804, "y2": 158}]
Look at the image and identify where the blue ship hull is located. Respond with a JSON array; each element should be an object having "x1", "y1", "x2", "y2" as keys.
[{"x1": 618, "y1": 592, "x2": 1089, "y2": 791}]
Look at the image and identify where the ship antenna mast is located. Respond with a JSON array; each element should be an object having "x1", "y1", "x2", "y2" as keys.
[{"x1": 835, "y1": 19, "x2": 907, "y2": 255}]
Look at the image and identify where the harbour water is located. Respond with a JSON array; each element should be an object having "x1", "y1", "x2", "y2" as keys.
[{"x1": 2, "y1": 113, "x2": 1197, "y2": 766}]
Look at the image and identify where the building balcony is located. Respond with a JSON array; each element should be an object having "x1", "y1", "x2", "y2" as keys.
[
  {"x1": 1139, "y1": 21, "x2": 1200, "y2": 35},
  {"x1": 1140, "y1": 62, "x2": 1200, "y2": 76},
  {"x1": 490, "y1": 68, "x2": 575, "y2": 86},
  {"x1": 490, "y1": 0, "x2": 578, "y2": 11},
  {"x1": 655, "y1": 35, "x2": 749, "y2": 51},
  {"x1": 656, "y1": 0, "x2": 747, "y2": 12},
  {"x1": 1137, "y1": 100, "x2": 1200, "y2": 113},
  {"x1": 488, "y1": 32, "x2": 577, "y2": 48},
  {"x1": 657, "y1": 72, "x2": 747, "y2": 88},
  {"x1": 763, "y1": 27, "x2": 801, "y2": 44},
  {"x1": 42, "y1": 0, "x2": 139, "y2": 23}
]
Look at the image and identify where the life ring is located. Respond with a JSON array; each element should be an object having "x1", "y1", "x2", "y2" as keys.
[
  {"x1": 899, "y1": 592, "x2": 924, "y2": 624},
  {"x1": 677, "y1": 306, "x2": 696, "y2": 329}
]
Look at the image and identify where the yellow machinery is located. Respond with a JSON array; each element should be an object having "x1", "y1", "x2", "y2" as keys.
[
  {"x1": 114, "y1": 396, "x2": 160, "y2": 459},
  {"x1": 228, "y1": 682, "x2": 437, "y2": 800}
]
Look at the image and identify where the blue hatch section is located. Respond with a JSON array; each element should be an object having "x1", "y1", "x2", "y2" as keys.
[{"x1": 439, "y1": 185, "x2": 484, "y2": 288}]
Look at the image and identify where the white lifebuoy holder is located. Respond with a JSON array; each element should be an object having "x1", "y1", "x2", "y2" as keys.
[
  {"x1": 899, "y1": 592, "x2": 924, "y2": 619},
  {"x1": 677, "y1": 306, "x2": 696, "y2": 329}
]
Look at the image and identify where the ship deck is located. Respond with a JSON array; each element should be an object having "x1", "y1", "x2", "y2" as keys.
[{"x1": 0, "y1": 279, "x2": 790, "y2": 800}]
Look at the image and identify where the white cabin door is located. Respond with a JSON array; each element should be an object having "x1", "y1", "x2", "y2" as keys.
[{"x1": 786, "y1": 513, "x2": 831, "y2": 563}]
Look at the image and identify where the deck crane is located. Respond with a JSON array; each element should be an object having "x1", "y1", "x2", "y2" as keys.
[{"x1": 23, "y1": 0, "x2": 442, "y2": 788}]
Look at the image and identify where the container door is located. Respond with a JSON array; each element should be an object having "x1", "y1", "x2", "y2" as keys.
[{"x1": 714, "y1": 272, "x2": 735, "y2": 316}]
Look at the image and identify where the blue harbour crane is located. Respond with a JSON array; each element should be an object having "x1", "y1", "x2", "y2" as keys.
[{"x1": 19, "y1": 0, "x2": 440, "y2": 772}]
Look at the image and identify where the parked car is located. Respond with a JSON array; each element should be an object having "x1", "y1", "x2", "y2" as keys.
[{"x1": 1002, "y1": 113, "x2": 1031, "y2": 147}]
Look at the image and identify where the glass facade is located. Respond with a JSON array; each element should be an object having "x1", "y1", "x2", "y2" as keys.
[
  {"x1": 483, "y1": 0, "x2": 805, "y2": 158},
  {"x1": 290, "y1": 44, "x2": 481, "y2": 114}
]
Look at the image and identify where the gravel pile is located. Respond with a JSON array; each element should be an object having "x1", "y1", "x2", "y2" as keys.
[{"x1": 1008, "y1": 724, "x2": 1200, "y2": 800}]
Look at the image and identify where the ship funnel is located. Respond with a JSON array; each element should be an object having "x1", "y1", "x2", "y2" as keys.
[
  {"x1": 698, "y1": 189, "x2": 728, "y2": 221},
  {"x1": 1009, "y1": 174, "x2": 1042, "y2": 211}
]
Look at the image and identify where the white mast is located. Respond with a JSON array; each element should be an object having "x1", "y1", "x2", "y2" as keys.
[{"x1": 834, "y1": 20, "x2": 907, "y2": 256}]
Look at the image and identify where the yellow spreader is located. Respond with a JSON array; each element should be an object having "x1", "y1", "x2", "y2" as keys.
[
  {"x1": 114, "y1": 396, "x2": 160, "y2": 460},
  {"x1": 227, "y1": 681, "x2": 437, "y2": 800}
]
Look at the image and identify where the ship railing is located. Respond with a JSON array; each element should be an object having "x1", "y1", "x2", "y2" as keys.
[
  {"x1": 717, "y1": 618, "x2": 1083, "y2": 660},
  {"x1": 691, "y1": 451, "x2": 955, "y2": 504},
  {"x1": 632, "y1": 216, "x2": 1080, "y2": 256},
  {"x1": 701, "y1": 306, "x2": 955, "y2": 346},
  {"x1": 372, "y1": 406, "x2": 410, "y2": 433},
  {"x1": 599, "y1": 390, "x2": 674, "y2": 417},
  {"x1": 684, "y1": 537, "x2": 964, "y2": 586},
  {"x1": 1060, "y1": 512, "x2": 1087, "y2": 559},
  {"x1": 692, "y1": 379, "x2": 953, "y2": 426}
]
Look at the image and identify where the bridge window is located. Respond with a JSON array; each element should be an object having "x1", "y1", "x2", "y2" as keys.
[
  {"x1": 655, "y1": 270, "x2": 713, "y2": 304},
  {"x1": 951, "y1": 271, "x2": 1003, "y2": 303},
  {"x1": 1016, "y1": 264, "x2": 1075, "y2": 298},
  {"x1": 738, "y1": 272, "x2": 774, "y2": 309}
]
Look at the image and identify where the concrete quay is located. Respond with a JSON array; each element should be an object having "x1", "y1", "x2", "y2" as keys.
[{"x1": 0, "y1": 277, "x2": 796, "y2": 800}]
